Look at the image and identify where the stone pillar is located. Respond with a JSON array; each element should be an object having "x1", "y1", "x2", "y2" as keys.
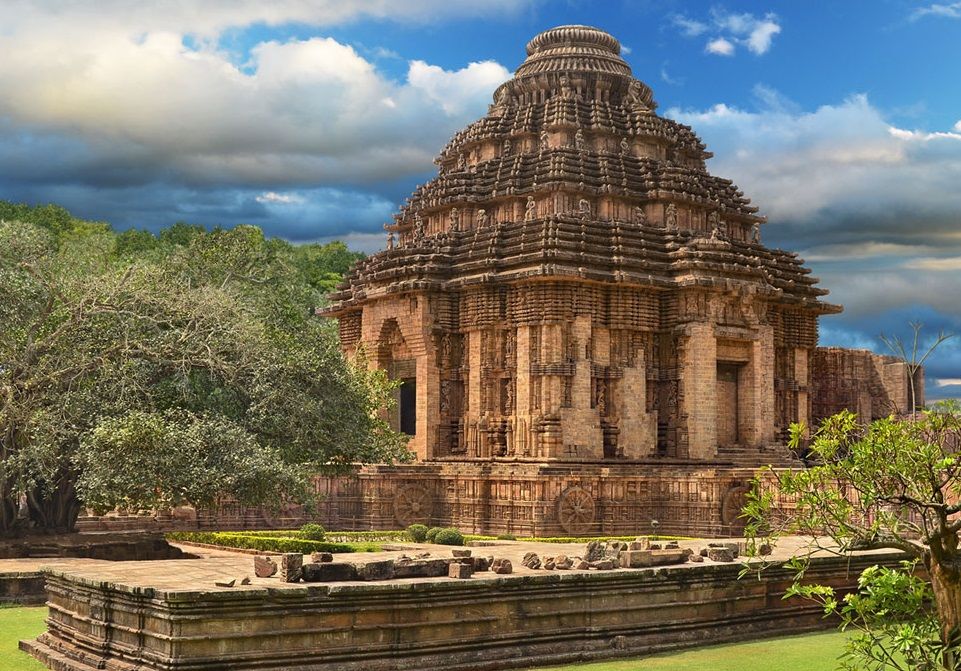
[
  {"x1": 559, "y1": 316, "x2": 604, "y2": 459},
  {"x1": 618, "y1": 347, "x2": 656, "y2": 458},
  {"x1": 742, "y1": 325, "x2": 776, "y2": 446},
  {"x1": 514, "y1": 326, "x2": 531, "y2": 456},
  {"x1": 794, "y1": 347, "x2": 810, "y2": 432},
  {"x1": 681, "y1": 323, "x2": 717, "y2": 459}
]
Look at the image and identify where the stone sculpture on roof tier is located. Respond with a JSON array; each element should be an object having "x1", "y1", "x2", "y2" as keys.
[{"x1": 320, "y1": 25, "x2": 920, "y2": 538}]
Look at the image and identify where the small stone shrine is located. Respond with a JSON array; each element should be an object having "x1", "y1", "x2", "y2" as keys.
[{"x1": 319, "y1": 25, "x2": 919, "y2": 537}]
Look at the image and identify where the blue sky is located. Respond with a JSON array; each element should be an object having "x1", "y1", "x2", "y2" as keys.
[{"x1": 1, "y1": 0, "x2": 960, "y2": 396}]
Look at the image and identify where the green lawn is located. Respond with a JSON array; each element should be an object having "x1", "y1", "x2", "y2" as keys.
[
  {"x1": 0, "y1": 606, "x2": 47, "y2": 671},
  {"x1": 1, "y1": 605, "x2": 845, "y2": 671},
  {"x1": 529, "y1": 630, "x2": 847, "y2": 670}
]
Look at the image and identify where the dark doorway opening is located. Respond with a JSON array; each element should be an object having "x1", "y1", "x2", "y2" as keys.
[
  {"x1": 400, "y1": 378, "x2": 417, "y2": 436},
  {"x1": 717, "y1": 363, "x2": 740, "y2": 446}
]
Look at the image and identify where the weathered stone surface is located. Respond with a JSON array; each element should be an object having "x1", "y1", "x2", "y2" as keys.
[
  {"x1": 356, "y1": 560, "x2": 394, "y2": 581},
  {"x1": 522, "y1": 552, "x2": 541, "y2": 569},
  {"x1": 448, "y1": 563, "x2": 473, "y2": 579},
  {"x1": 393, "y1": 558, "x2": 451, "y2": 579},
  {"x1": 254, "y1": 556, "x2": 277, "y2": 578},
  {"x1": 584, "y1": 541, "x2": 604, "y2": 562},
  {"x1": 689, "y1": 553, "x2": 704, "y2": 563},
  {"x1": 452, "y1": 549, "x2": 472, "y2": 558},
  {"x1": 472, "y1": 556, "x2": 491, "y2": 572},
  {"x1": 619, "y1": 550, "x2": 652, "y2": 568},
  {"x1": 575, "y1": 560, "x2": 590, "y2": 570},
  {"x1": 591, "y1": 559, "x2": 615, "y2": 570},
  {"x1": 554, "y1": 555, "x2": 573, "y2": 570},
  {"x1": 492, "y1": 558, "x2": 513, "y2": 574},
  {"x1": 301, "y1": 562, "x2": 358, "y2": 582},
  {"x1": 279, "y1": 553, "x2": 302, "y2": 583},
  {"x1": 544, "y1": 558, "x2": 555, "y2": 570},
  {"x1": 707, "y1": 547, "x2": 735, "y2": 563},
  {"x1": 310, "y1": 552, "x2": 333, "y2": 563}
]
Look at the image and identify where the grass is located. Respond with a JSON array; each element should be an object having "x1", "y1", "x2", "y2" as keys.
[
  {"x1": 0, "y1": 606, "x2": 47, "y2": 671},
  {"x1": 1, "y1": 605, "x2": 845, "y2": 671},
  {"x1": 527, "y1": 630, "x2": 848, "y2": 671}
]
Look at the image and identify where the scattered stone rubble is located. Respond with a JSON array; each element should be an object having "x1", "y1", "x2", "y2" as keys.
[{"x1": 240, "y1": 539, "x2": 756, "y2": 587}]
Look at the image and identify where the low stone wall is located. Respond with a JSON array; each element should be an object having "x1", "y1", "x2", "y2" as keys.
[
  {"x1": 0, "y1": 570, "x2": 46, "y2": 605},
  {"x1": 22, "y1": 553, "x2": 891, "y2": 671}
]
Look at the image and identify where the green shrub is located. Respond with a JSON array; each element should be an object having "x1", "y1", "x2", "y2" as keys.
[
  {"x1": 425, "y1": 526, "x2": 443, "y2": 543},
  {"x1": 166, "y1": 531, "x2": 354, "y2": 554},
  {"x1": 406, "y1": 523, "x2": 429, "y2": 543},
  {"x1": 496, "y1": 533, "x2": 517, "y2": 541},
  {"x1": 299, "y1": 523, "x2": 326, "y2": 541},
  {"x1": 433, "y1": 528, "x2": 465, "y2": 546}
]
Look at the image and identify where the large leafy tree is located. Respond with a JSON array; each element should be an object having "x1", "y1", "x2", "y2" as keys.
[
  {"x1": 0, "y1": 210, "x2": 406, "y2": 536},
  {"x1": 747, "y1": 402, "x2": 961, "y2": 670}
]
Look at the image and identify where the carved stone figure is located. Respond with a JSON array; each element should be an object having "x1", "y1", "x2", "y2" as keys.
[
  {"x1": 386, "y1": 231, "x2": 395, "y2": 249},
  {"x1": 476, "y1": 209, "x2": 488, "y2": 227},
  {"x1": 752, "y1": 223, "x2": 761, "y2": 243},
  {"x1": 449, "y1": 208, "x2": 459, "y2": 231},
  {"x1": 414, "y1": 213, "x2": 426, "y2": 239},
  {"x1": 632, "y1": 206, "x2": 646, "y2": 225},
  {"x1": 665, "y1": 203, "x2": 678, "y2": 229},
  {"x1": 540, "y1": 129, "x2": 550, "y2": 151},
  {"x1": 503, "y1": 138, "x2": 512, "y2": 156},
  {"x1": 574, "y1": 129, "x2": 586, "y2": 151},
  {"x1": 620, "y1": 137, "x2": 631, "y2": 155},
  {"x1": 525, "y1": 196, "x2": 537, "y2": 221},
  {"x1": 457, "y1": 153, "x2": 466, "y2": 170},
  {"x1": 578, "y1": 198, "x2": 591, "y2": 220}
]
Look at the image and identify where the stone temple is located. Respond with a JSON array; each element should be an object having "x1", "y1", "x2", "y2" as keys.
[{"x1": 319, "y1": 25, "x2": 919, "y2": 537}]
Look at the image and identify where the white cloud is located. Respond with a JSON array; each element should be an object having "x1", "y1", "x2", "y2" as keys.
[
  {"x1": 256, "y1": 191, "x2": 303, "y2": 205},
  {"x1": 706, "y1": 38, "x2": 735, "y2": 56},
  {"x1": 0, "y1": 25, "x2": 510, "y2": 187},
  {"x1": 671, "y1": 15, "x2": 709, "y2": 36},
  {"x1": 676, "y1": 10, "x2": 782, "y2": 56},
  {"x1": 911, "y1": 2, "x2": 961, "y2": 20},
  {"x1": 666, "y1": 91, "x2": 961, "y2": 321}
]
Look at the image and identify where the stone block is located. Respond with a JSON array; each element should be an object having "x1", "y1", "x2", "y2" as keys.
[
  {"x1": 554, "y1": 555, "x2": 573, "y2": 570},
  {"x1": 707, "y1": 547, "x2": 735, "y2": 563},
  {"x1": 619, "y1": 550, "x2": 652, "y2": 568},
  {"x1": 280, "y1": 553, "x2": 303, "y2": 583},
  {"x1": 301, "y1": 562, "x2": 358, "y2": 582},
  {"x1": 310, "y1": 552, "x2": 333, "y2": 563},
  {"x1": 393, "y1": 558, "x2": 451, "y2": 578},
  {"x1": 650, "y1": 550, "x2": 688, "y2": 566},
  {"x1": 254, "y1": 556, "x2": 277, "y2": 578},
  {"x1": 452, "y1": 549, "x2": 472, "y2": 558},
  {"x1": 575, "y1": 560, "x2": 590, "y2": 570},
  {"x1": 357, "y1": 560, "x2": 395, "y2": 581},
  {"x1": 492, "y1": 558, "x2": 513, "y2": 574},
  {"x1": 449, "y1": 563, "x2": 473, "y2": 579},
  {"x1": 472, "y1": 556, "x2": 490, "y2": 572},
  {"x1": 522, "y1": 552, "x2": 541, "y2": 569},
  {"x1": 591, "y1": 559, "x2": 615, "y2": 570}
]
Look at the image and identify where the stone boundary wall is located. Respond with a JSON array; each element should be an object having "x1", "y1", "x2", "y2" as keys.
[
  {"x1": 75, "y1": 462, "x2": 789, "y2": 539},
  {"x1": 23, "y1": 553, "x2": 895, "y2": 671}
]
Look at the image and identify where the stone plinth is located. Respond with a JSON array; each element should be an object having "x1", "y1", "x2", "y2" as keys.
[{"x1": 22, "y1": 553, "x2": 898, "y2": 671}]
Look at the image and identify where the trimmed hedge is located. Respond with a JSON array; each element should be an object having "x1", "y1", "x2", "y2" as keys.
[
  {"x1": 299, "y1": 523, "x2": 326, "y2": 541},
  {"x1": 166, "y1": 531, "x2": 359, "y2": 554},
  {"x1": 406, "y1": 524, "x2": 428, "y2": 543},
  {"x1": 425, "y1": 527, "x2": 443, "y2": 543},
  {"x1": 433, "y1": 528, "x2": 465, "y2": 546}
]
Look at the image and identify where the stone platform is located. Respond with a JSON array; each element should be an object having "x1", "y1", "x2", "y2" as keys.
[{"x1": 21, "y1": 540, "x2": 899, "y2": 671}]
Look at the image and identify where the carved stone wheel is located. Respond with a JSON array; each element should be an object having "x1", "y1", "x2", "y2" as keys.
[
  {"x1": 556, "y1": 487, "x2": 596, "y2": 535},
  {"x1": 393, "y1": 485, "x2": 433, "y2": 527},
  {"x1": 720, "y1": 485, "x2": 751, "y2": 531}
]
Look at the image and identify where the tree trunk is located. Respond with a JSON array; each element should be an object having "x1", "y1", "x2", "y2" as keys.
[
  {"x1": 930, "y1": 560, "x2": 961, "y2": 669},
  {"x1": 27, "y1": 475, "x2": 81, "y2": 534}
]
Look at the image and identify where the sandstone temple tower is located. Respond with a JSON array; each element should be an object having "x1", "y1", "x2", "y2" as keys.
[{"x1": 320, "y1": 26, "x2": 917, "y2": 536}]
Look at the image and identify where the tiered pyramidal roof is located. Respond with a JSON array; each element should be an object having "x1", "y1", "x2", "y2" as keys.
[{"x1": 326, "y1": 25, "x2": 838, "y2": 317}]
